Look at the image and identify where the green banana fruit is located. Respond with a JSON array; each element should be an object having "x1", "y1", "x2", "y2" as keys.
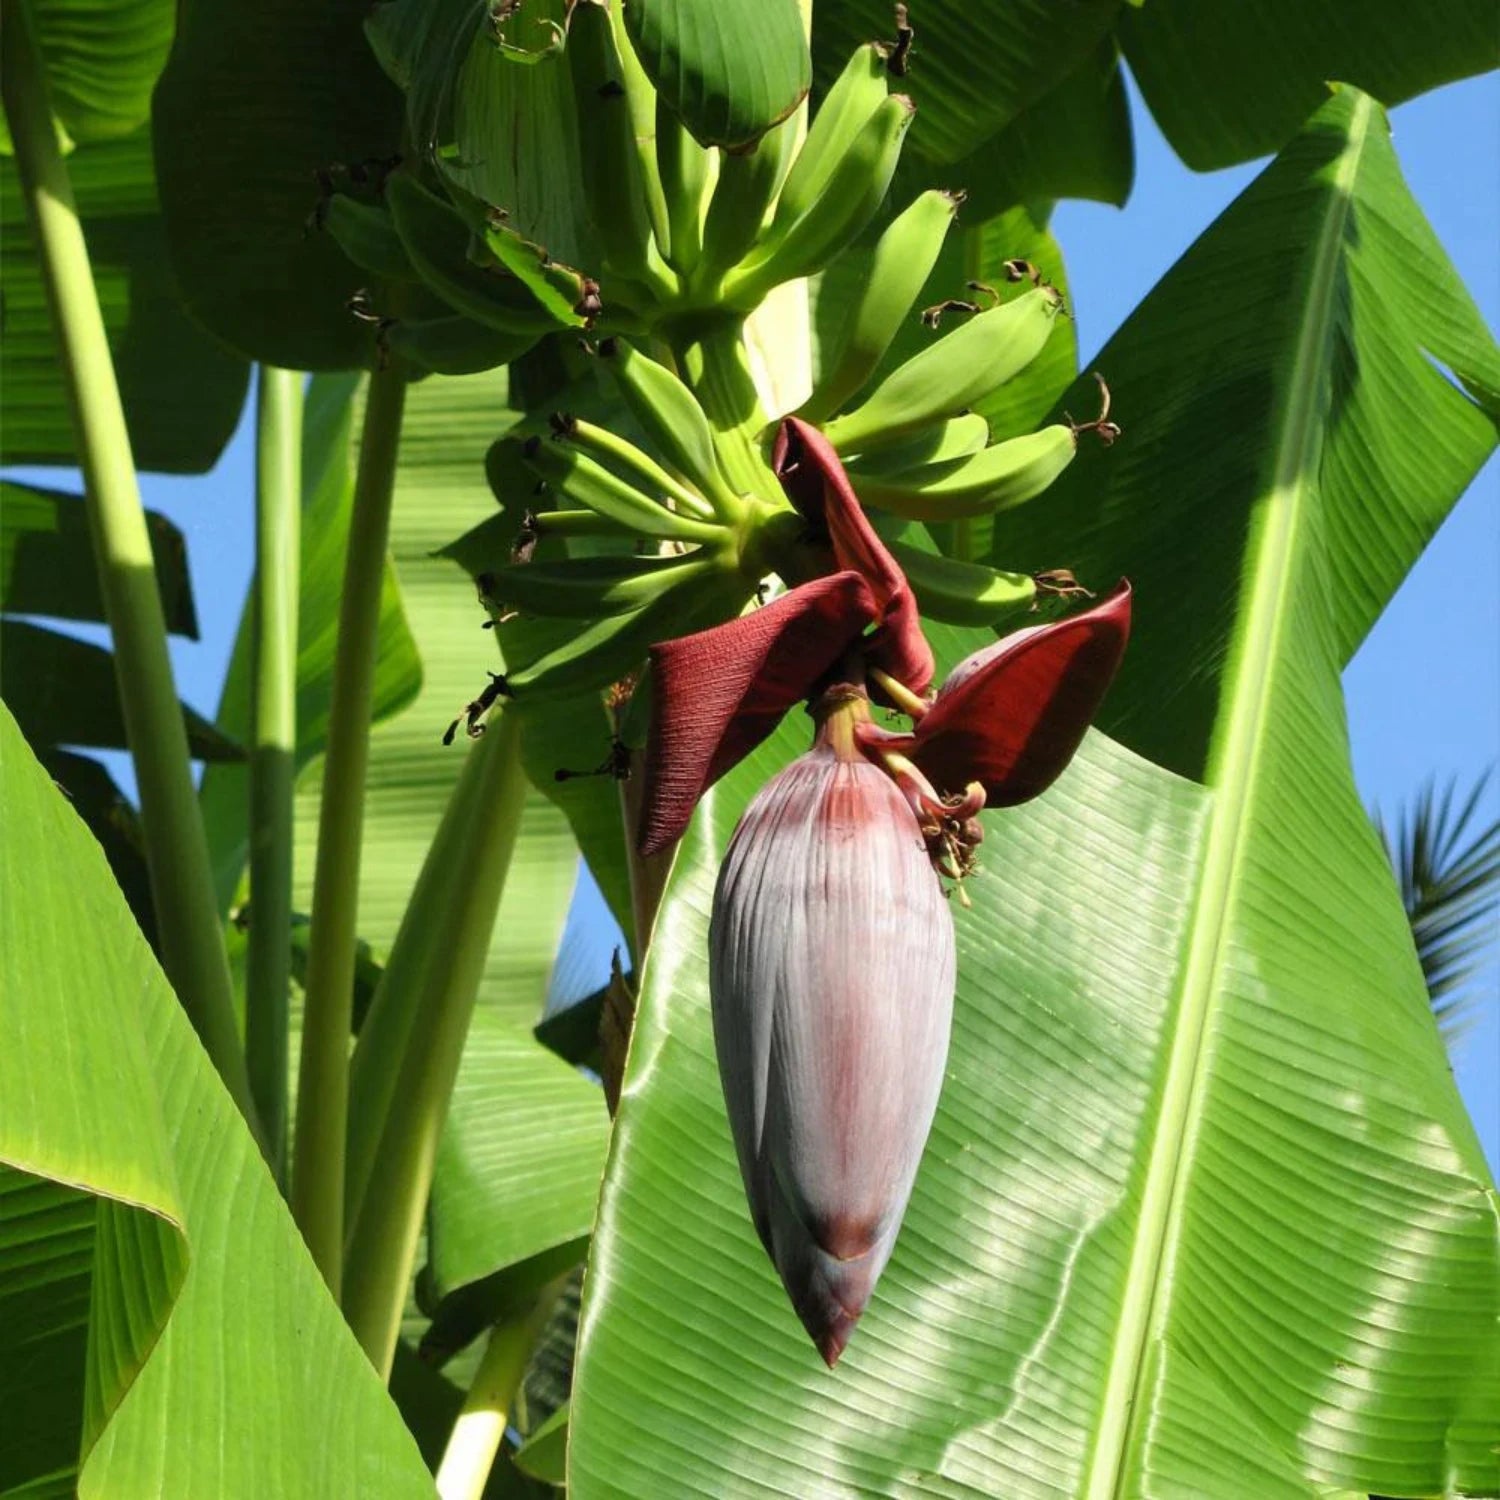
[
  {"x1": 568, "y1": 1, "x2": 673, "y2": 296},
  {"x1": 504, "y1": 562, "x2": 742, "y2": 699},
  {"x1": 480, "y1": 219, "x2": 594, "y2": 327},
  {"x1": 322, "y1": 195, "x2": 418, "y2": 282},
  {"x1": 842, "y1": 412, "x2": 991, "y2": 473},
  {"x1": 885, "y1": 540, "x2": 1036, "y2": 625},
  {"x1": 561, "y1": 416, "x2": 717, "y2": 519},
  {"x1": 386, "y1": 171, "x2": 561, "y2": 335},
  {"x1": 657, "y1": 96, "x2": 713, "y2": 276},
  {"x1": 695, "y1": 117, "x2": 796, "y2": 294},
  {"x1": 821, "y1": 284, "x2": 1064, "y2": 454},
  {"x1": 798, "y1": 189, "x2": 961, "y2": 423},
  {"x1": 384, "y1": 315, "x2": 539, "y2": 376},
  {"x1": 515, "y1": 434, "x2": 727, "y2": 542},
  {"x1": 772, "y1": 43, "x2": 887, "y2": 231},
  {"x1": 595, "y1": 338, "x2": 742, "y2": 515},
  {"x1": 847, "y1": 424, "x2": 1077, "y2": 521},
  {"x1": 724, "y1": 93, "x2": 914, "y2": 307},
  {"x1": 609, "y1": 0, "x2": 673, "y2": 264},
  {"x1": 488, "y1": 551, "x2": 714, "y2": 619}
]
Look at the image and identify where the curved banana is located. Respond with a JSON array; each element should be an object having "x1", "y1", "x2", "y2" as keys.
[
  {"x1": 385, "y1": 171, "x2": 561, "y2": 335},
  {"x1": 480, "y1": 219, "x2": 594, "y2": 327},
  {"x1": 609, "y1": 0, "x2": 673, "y2": 264},
  {"x1": 821, "y1": 284, "x2": 1063, "y2": 454},
  {"x1": 515, "y1": 434, "x2": 727, "y2": 542},
  {"x1": 884, "y1": 541, "x2": 1036, "y2": 625},
  {"x1": 657, "y1": 97, "x2": 713, "y2": 277},
  {"x1": 847, "y1": 424, "x2": 1077, "y2": 521},
  {"x1": 504, "y1": 563, "x2": 744, "y2": 699},
  {"x1": 799, "y1": 189, "x2": 961, "y2": 424},
  {"x1": 384, "y1": 315, "x2": 539, "y2": 376},
  {"x1": 568, "y1": 1, "x2": 673, "y2": 297},
  {"x1": 595, "y1": 338, "x2": 742, "y2": 516},
  {"x1": 695, "y1": 118, "x2": 796, "y2": 294},
  {"x1": 724, "y1": 94, "x2": 915, "y2": 308},
  {"x1": 843, "y1": 412, "x2": 991, "y2": 473},
  {"x1": 562, "y1": 415, "x2": 717, "y2": 519},
  {"x1": 322, "y1": 195, "x2": 418, "y2": 282},
  {"x1": 772, "y1": 44, "x2": 887, "y2": 232},
  {"x1": 489, "y1": 551, "x2": 714, "y2": 619}
]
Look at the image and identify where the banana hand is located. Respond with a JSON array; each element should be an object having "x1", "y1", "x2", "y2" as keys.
[
  {"x1": 799, "y1": 188, "x2": 961, "y2": 423},
  {"x1": 822, "y1": 284, "x2": 1064, "y2": 454}
]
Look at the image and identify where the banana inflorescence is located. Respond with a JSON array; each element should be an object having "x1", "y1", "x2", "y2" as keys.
[{"x1": 344, "y1": 5, "x2": 1119, "y2": 736}]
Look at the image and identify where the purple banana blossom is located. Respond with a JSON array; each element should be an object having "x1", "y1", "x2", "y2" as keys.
[{"x1": 640, "y1": 417, "x2": 1131, "y2": 1365}]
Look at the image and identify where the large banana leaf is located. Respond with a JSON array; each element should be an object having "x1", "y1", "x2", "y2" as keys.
[
  {"x1": 0, "y1": 704, "x2": 432, "y2": 1496},
  {"x1": 565, "y1": 87, "x2": 1499, "y2": 1496},
  {"x1": 0, "y1": 126, "x2": 249, "y2": 472},
  {"x1": 151, "y1": 0, "x2": 404, "y2": 368},
  {"x1": 1120, "y1": 0, "x2": 1500, "y2": 171},
  {"x1": 2, "y1": 0, "x2": 170, "y2": 146}
]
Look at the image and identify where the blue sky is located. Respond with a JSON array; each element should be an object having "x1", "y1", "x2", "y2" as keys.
[{"x1": 15, "y1": 71, "x2": 1497, "y2": 1167}]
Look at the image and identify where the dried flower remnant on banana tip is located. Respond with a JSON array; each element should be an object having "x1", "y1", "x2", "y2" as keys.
[{"x1": 637, "y1": 417, "x2": 1131, "y2": 1364}]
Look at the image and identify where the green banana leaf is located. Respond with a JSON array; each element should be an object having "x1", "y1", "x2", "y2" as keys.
[
  {"x1": 151, "y1": 0, "x2": 404, "y2": 369},
  {"x1": 3, "y1": 619, "x2": 240, "y2": 763},
  {"x1": 624, "y1": 0, "x2": 810, "y2": 150},
  {"x1": 894, "y1": 39, "x2": 1133, "y2": 221},
  {"x1": 812, "y1": 0, "x2": 1118, "y2": 169},
  {"x1": 1120, "y1": 0, "x2": 1500, "y2": 171},
  {"x1": 0, "y1": 704, "x2": 432, "y2": 1497},
  {"x1": 199, "y1": 372, "x2": 422, "y2": 913},
  {"x1": 565, "y1": 87, "x2": 1499, "y2": 1497},
  {"x1": 0, "y1": 480, "x2": 197, "y2": 635},
  {"x1": 1, "y1": 0, "x2": 170, "y2": 147},
  {"x1": 0, "y1": 126, "x2": 249, "y2": 472}
]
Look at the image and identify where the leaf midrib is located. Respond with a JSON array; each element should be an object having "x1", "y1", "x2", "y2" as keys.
[{"x1": 1085, "y1": 92, "x2": 1374, "y2": 1497}]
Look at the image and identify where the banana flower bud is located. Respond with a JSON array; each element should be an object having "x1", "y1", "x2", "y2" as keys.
[{"x1": 642, "y1": 417, "x2": 1132, "y2": 1363}]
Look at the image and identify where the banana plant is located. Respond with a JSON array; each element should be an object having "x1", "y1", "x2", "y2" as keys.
[{"x1": 1, "y1": 0, "x2": 1495, "y2": 1495}]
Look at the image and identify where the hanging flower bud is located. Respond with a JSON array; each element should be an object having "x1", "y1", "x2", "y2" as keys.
[{"x1": 709, "y1": 689, "x2": 954, "y2": 1366}]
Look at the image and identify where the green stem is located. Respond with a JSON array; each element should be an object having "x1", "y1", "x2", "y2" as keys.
[
  {"x1": 245, "y1": 366, "x2": 304, "y2": 1186},
  {"x1": 433, "y1": 1284, "x2": 563, "y2": 1500},
  {"x1": 1, "y1": 0, "x2": 259, "y2": 1134},
  {"x1": 669, "y1": 315, "x2": 777, "y2": 498},
  {"x1": 343, "y1": 710, "x2": 529, "y2": 1377},
  {"x1": 290, "y1": 364, "x2": 407, "y2": 1292}
]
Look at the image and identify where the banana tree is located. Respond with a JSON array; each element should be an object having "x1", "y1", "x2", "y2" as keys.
[{"x1": 1, "y1": 0, "x2": 1495, "y2": 1495}]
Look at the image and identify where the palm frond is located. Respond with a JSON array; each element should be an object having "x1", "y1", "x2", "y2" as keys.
[{"x1": 1375, "y1": 771, "x2": 1500, "y2": 1044}]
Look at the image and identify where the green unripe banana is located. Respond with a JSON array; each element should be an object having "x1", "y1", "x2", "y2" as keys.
[
  {"x1": 563, "y1": 416, "x2": 717, "y2": 519},
  {"x1": 515, "y1": 434, "x2": 726, "y2": 542},
  {"x1": 569, "y1": 1, "x2": 673, "y2": 296},
  {"x1": 822, "y1": 284, "x2": 1063, "y2": 454},
  {"x1": 885, "y1": 541, "x2": 1036, "y2": 625},
  {"x1": 384, "y1": 315, "x2": 539, "y2": 376},
  {"x1": 504, "y1": 563, "x2": 741, "y2": 699},
  {"x1": 772, "y1": 43, "x2": 887, "y2": 231},
  {"x1": 322, "y1": 195, "x2": 418, "y2": 282},
  {"x1": 799, "y1": 189, "x2": 962, "y2": 424},
  {"x1": 386, "y1": 172, "x2": 560, "y2": 335},
  {"x1": 724, "y1": 94, "x2": 915, "y2": 308},
  {"x1": 847, "y1": 424, "x2": 1077, "y2": 521},
  {"x1": 595, "y1": 338, "x2": 742, "y2": 516},
  {"x1": 694, "y1": 118, "x2": 796, "y2": 293},
  {"x1": 843, "y1": 412, "x2": 991, "y2": 473},
  {"x1": 610, "y1": 0, "x2": 674, "y2": 263},
  {"x1": 657, "y1": 97, "x2": 713, "y2": 276},
  {"x1": 480, "y1": 220, "x2": 594, "y2": 327},
  {"x1": 489, "y1": 551, "x2": 714, "y2": 619}
]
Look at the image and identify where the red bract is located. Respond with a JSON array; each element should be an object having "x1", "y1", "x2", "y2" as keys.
[{"x1": 639, "y1": 415, "x2": 1131, "y2": 856}]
